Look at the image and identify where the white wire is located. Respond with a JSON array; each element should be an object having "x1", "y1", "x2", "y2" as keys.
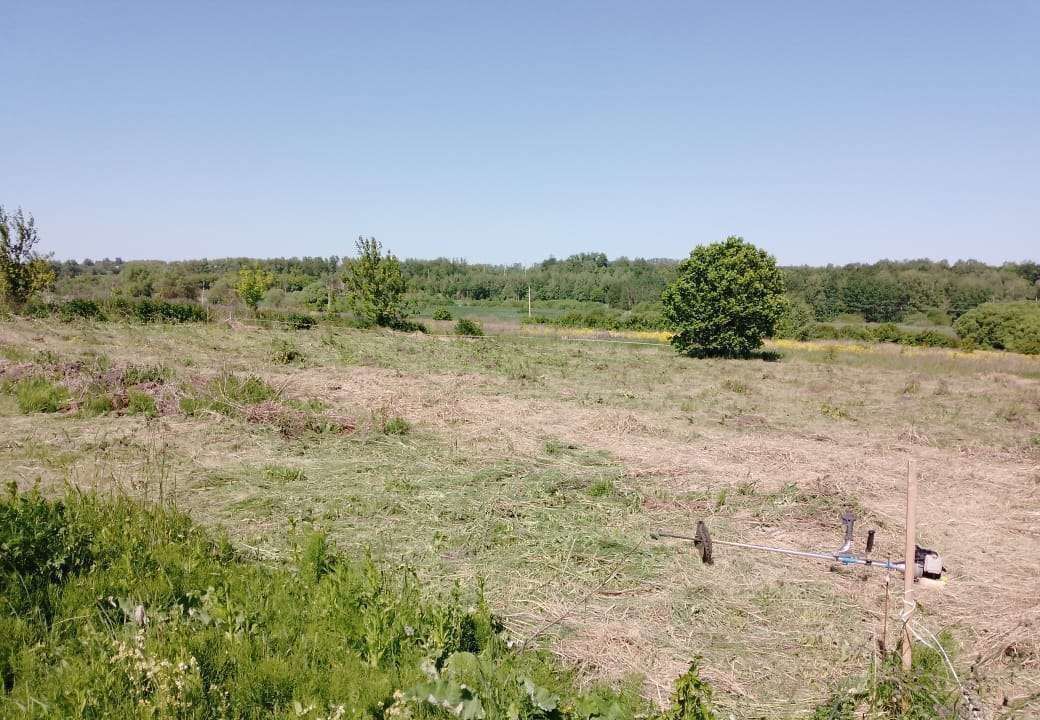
[{"x1": 900, "y1": 595, "x2": 983, "y2": 719}]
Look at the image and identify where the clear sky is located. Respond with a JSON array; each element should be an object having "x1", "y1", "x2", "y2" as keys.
[{"x1": 2, "y1": 2, "x2": 1037, "y2": 265}]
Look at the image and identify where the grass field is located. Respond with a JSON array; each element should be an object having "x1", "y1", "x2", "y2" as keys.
[{"x1": 1, "y1": 316, "x2": 1038, "y2": 717}]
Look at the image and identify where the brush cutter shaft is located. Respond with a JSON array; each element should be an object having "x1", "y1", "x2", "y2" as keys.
[{"x1": 653, "y1": 531, "x2": 906, "y2": 573}]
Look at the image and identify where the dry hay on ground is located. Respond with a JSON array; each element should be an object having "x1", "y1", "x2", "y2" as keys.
[{"x1": 278, "y1": 362, "x2": 1040, "y2": 713}]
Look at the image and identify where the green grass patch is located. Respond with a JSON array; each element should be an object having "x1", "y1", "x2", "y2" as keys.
[
  {"x1": 121, "y1": 363, "x2": 172, "y2": 385},
  {"x1": 264, "y1": 465, "x2": 307, "y2": 482},
  {"x1": 7, "y1": 377, "x2": 69, "y2": 413},
  {"x1": 126, "y1": 390, "x2": 158, "y2": 417},
  {"x1": 381, "y1": 416, "x2": 411, "y2": 435},
  {"x1": 0, "y1": 343, "x2": 31, "y2": 362},
  {"x1": 78, "y1": 392, "x2": 115, "y2": 417}
]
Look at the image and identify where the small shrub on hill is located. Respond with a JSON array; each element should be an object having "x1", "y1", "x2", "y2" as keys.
[
  {"x1": 271, "y1": 338, "x2": 303, "y2": 365},
  {"x1": 455, "y1": 318, "x2": 484, "y2": 336},
  {"x1": 432, "y1": 307, "x2": 453, "y2": 321}
]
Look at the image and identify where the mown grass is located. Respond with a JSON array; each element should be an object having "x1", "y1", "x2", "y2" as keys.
[{"x1": 0, "y1": 318, "x2": 1023, "y2": 717}]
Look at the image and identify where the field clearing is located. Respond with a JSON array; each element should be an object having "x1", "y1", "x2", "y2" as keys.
[{"x1": 2, "y1": 317, "x2": 1038, "y2": 717}]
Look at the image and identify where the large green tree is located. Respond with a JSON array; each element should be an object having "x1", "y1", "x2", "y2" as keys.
[
  {"x1": 0, "y1": 206, "x2": 55, "y2": 309},
  {"x1": 342, "y1": 237, "x2": 411, "y2": 327},
  {"x1": 662, "y1": 236, "x2": 787, "y2": 357}
]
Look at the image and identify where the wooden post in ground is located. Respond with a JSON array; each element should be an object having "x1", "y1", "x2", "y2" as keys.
[
  {"x1": 901, "y1": 459, "x2": 918, "y2": 672},
  {"x1": 528, "y1": 285, "x2": 532, "y2": 317}
]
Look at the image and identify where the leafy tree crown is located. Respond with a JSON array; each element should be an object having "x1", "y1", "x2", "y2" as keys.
[
  {"x1": 662, "y1": 236, "x2": 787, "y2": 357},
  {"x1": 342, "y1": 237, "x2": 411, "y2": 328},
  {"x1": 235, "y1": 266, "x2": 274, "y2": 311},
  {"x1": 0, "y1": 206, "x2": 56, "y2": 308}
]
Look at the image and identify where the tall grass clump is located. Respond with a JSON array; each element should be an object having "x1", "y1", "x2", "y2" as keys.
[
  {"x1": 8, "y1": 377, "x2": 69, "y2": 413},
  {"x1": 0, "y1": 486, "x2": 655, "y2": 719},
  {"x1": 126, "y1": 390, "x2": 158, "y2": 417},
  {"x1": 121, "y1": 363, "x2": 172, "y2": 386},
  {"x1": 180, "y1": 373, "x2": 278, "y2": 417}
]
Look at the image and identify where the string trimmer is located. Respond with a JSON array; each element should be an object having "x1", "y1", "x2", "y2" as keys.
[{"x1": 653, "y1": 511, "x2": 944, "y2": 581}]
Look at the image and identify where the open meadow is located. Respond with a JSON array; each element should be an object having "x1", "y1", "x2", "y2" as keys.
[{"x1": 2, "y1": 316, "x2": 1038, "y2": 717}]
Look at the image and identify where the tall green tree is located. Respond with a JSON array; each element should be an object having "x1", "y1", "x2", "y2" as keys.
[
  {"x1": 662, "y1": 236, "x2": 787, "y2": 358},
  {"x1": 0, "y1": 206, "x2": 55, "y2": 309},
  {"x1": 342, "y1": 237, "x2": 411, "y2": 327},
  {"x1": 235, "y1": 265, "x2": 274, "y2": 311}
]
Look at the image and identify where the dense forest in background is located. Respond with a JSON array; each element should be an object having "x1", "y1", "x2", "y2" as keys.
[{"x1": 50, "y1": 252, "x2": 1040, "y2": 326}]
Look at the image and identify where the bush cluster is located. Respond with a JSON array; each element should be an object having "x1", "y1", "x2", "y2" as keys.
[
  {"x1": 25, "y1": 298, "x2": 208, "y2": 324},
  {"x1": 454, "y1": 318, "x2": 484, "y2": 336},
  {"x1": 954, "y1": 301, "x2": 1040, "y2": 355},
  {"x1": 522, "y1": 305, "x2": 667, "y2": 332},
  {"x1": 256, "y1": 310, "x2": 317, "y2": 330},
  {"x1": 788, "y1": 323, "x2": 961, "y2": 349}
]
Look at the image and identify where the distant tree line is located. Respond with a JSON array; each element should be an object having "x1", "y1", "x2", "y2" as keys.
[{"x1": 48, "y1": 253, "x2": 1040, "y2": 326}]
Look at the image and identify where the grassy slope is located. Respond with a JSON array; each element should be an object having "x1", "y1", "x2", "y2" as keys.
[
  {"x1": 0, "y1": 487, "x2": 657, "y2": 719},
  {"x1": 0, "y1": 318, "x2": 1037, "y2": 717}
]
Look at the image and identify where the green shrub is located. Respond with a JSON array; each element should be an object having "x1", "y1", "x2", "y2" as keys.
[
  {"x1": 271, "y1": 339, "x2": 303, "y2": 365},
  {"x1": 522, "y1": 305, "x2": 668, "y2": 332},
  {"x1": 804, "y1": 323, "x2": 959, "y2": 349},
  {"x1": 773, "y1": 298, "x2": 816, "y2": 340},
  {"x1": 954, "y1": 301, "x2": 1040, "y2": 354},
  {"x1": 389, "y1": 318, "x2": 428, "y2": 333},
  {"x1": 9, "y1": 377, "x2": 69, "y2": 413},
  {"x1": 58, "y1": 299, "x2": 106, "y2": 322},
  {"x1": 108, "y1": 297, "x2": 208, "y2": 323},
  {"x1": 0, "y1": 488, "x2": 656, "y2": 719},
  {"x1": 454, "y1": 318, "x2": 484, "y2": 336},
  {"x1": 283, "y1": 312, "x2": 316, "y2": 330},
  {"x1": 126, "y1": 390, "x2": 157, "y2": 417},
  {"x1": 343, "y1": 236, "x2": 413, "y2": 328},
  {"x1": 661, "y1": 660, "x2": 716, "y2": 720},
  {"x1": 663, "y1": 237, "x2": 787, "y2": 358},
  {"x1": 432, "y1": 308, "x2": 453, "y2": 321}
]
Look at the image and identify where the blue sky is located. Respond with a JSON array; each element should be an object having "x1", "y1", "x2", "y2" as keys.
[{"x1": 2, "y1": 2, "x2": 1037, "y2": 265}]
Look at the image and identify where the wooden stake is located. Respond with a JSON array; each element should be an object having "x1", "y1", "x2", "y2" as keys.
[{"x1": 901, "y1": 459, "x2": 918, "y2": 672}]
